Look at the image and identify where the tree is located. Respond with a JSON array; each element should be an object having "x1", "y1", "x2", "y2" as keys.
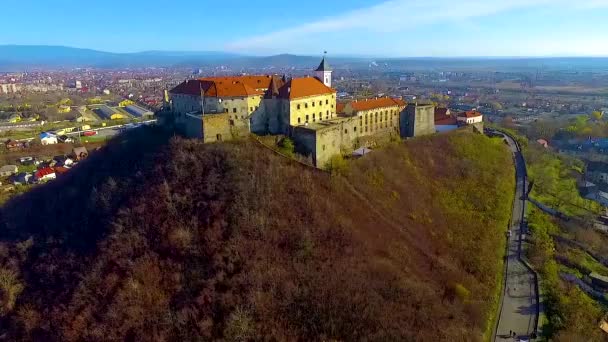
[
  {"x1": 279, "y1": 138, "x2": 295, "y2": 157},
  {"x1": 591, "y1": 111, "x2": 604, "y2": 121}
]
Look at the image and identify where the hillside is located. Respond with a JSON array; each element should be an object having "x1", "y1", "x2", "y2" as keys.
[{"x1": 0, "y1": 128, "x2": 514, "y2": 340}]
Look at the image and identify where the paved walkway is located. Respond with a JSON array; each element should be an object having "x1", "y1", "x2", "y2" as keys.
[{"x1": 494, "y1": 133, "x2": 538, "y2": 341}]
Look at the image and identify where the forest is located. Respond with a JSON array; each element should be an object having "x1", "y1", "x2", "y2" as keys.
[{"x1": 0, "y1": 127, "x2": 514, "y2": 341}]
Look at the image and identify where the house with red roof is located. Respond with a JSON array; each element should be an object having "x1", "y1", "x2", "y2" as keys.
[
  {"x1": 457, "y1": 110, "x2": 483, "y2": 125},
  {"x1": 34, "y1": 167, "x2": 56, "y2": 182}
]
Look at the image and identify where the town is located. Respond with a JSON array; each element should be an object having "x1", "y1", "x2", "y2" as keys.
[{"x1": 1, "y1": 48, "x2": 608, "y2": 341}]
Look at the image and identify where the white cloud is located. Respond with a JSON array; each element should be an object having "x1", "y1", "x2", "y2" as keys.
[{"x1": 225, "y1": 0, "x2": 607, "y2": 53}]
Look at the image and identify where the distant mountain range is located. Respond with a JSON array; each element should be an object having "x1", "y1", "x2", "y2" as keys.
[
  {"x1": 1, "y1": 45, "x2": 608, "y2": 72},
  {"x1": 0, "y1": 45, "x2": 362, "y2": 70}
]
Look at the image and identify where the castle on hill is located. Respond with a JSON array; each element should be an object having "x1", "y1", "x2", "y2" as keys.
[{"x1": 168, "y1": 56, "x2": 437, "y2": 167}]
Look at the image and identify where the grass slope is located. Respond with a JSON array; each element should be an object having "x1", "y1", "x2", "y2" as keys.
[{"x1": 0, "y1": 128, "x2": 514, "y2": 341}]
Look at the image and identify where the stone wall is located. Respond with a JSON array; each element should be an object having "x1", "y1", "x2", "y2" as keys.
[
  {"x1": 400, "y1": 104, "x2": 436, "y2": 137},
  {"x1": 202, "y1": 113, "x2": 233, "y2": 143}
]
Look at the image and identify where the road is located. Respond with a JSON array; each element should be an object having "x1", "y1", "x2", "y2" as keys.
[{"x1": 494, "y1": 132, "x2": 539, "y2": 341}]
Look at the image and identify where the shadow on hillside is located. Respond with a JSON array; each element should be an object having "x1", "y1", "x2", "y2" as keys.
[{"x1": 0, "y1": 126, "x2": 172, "y2": 253}]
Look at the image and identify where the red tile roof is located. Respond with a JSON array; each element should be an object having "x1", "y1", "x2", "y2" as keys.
[
  {"x1": 35, "y1": 167, "x2": 55, "y2": 178},
  {"x1": 393, "y1": 98, "x2": 407, "y2": 106},
  {"x1": 278, "y1": 77, "x2": 336, "y2": 99},
  {"x1": 435, "y1": 116, "x2": 458, "y2": 125},
  {"x1": 54, "y1": 166, "x2": 70, "y2": 175},
  {"x1": 435, "y1": 107, "x2": 449, "y2": 120},
  {"x1": 349, "y1": 97, "x2": 404, "y2": 112},
  {"x1": 336, "y1": 102, "x2": 346, "y2": 114},
  {"x1": 458, "y1": 110, "x2": 482, "y2": 118},
  {"x1": 170, "y1": 75, "x2": 273, "y2": 98}
]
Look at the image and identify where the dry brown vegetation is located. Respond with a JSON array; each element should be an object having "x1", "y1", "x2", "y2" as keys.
[{"x1": 0, "y1": 127, "x2": 514, "y2": 341}]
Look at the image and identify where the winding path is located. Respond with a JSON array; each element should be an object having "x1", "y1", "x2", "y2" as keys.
[{"x1": 493, "y1": 132, "x2": 539, "y2": 341}]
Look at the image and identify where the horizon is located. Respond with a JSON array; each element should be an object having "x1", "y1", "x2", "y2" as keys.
[
  {"x1": 2, "y1": 0, "x2": 608, "y2": 57},
  {"x1": 2, "y1": 44, "x2": 608, "y2": 60}
]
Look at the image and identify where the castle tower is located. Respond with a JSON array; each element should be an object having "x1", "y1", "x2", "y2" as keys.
[{"x1": 315, "y1": 54, "x2": 332, "y2": 88}]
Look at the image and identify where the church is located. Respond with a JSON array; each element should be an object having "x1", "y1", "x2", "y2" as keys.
[{"x1": 168, "y1": 56, "x2": 423, "y2": 167}]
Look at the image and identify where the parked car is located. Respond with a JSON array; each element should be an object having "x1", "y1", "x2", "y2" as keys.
[
  {"x1": 18, "y1": 156, "x2": 34, "y2": 165},
  {"x1": 58, "y1": 135, "x2": 74, "y2": 143},
  {"x1": 83, "y1": 130, "x2": 97, "y2": 136}
]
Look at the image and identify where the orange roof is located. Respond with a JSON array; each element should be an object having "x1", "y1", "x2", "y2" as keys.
[
  {"x1": 435, "y1": 116, "x2": 458, "y2": 125},
  {"x1": 170, "y1": 75, "x2": 273, "y2": 98},
  {"x1": 278, "y1": 77, "x2": 336, "y2": 99},
  {"x1": 349, "y1": 97, "x2": 403, "y2": 112},
  {"x1": 200, "y1": 75, "x2": 273, "y2": 91},
  {"x1": 393, "y1": 98, "x2": 407, "y2": 106},
  {"x1": 336, "y1": 102, "x2": 346, "y2": 114},
  {"x1": 458, "y1": 110, "x2": 482, "y2": 118},
  {"x1": 435, "y1": 107, "x2": 449, "y2": 120}
]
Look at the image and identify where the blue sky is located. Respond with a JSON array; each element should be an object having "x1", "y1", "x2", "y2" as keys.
[{"x1": 2, "y1": 0, "x2": 608, "y2": 57}]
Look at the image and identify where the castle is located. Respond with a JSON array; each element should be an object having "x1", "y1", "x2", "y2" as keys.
[{"x1": 168, "y1": 57, "x2": 436, "y2": 167}]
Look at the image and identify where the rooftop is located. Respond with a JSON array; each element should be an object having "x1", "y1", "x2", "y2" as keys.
[
  {"x1": 315, "y1": 56, "x2": 331, "y2": 72},
  {"x1": 349, "y1": 97, "x2": 404, "y2": 112},
  {"x1": 277, "y1": 76, "x2": 336, "y2": 100},
  {"x1": 458, "y1": 110, "x2": 483, "y2": 118},
  {"x1": 170, "y1": 75, "x2": 274, "y2": 98},
  {"x1": 294, "y1": 117, "x2": 351, "y2": 132}
]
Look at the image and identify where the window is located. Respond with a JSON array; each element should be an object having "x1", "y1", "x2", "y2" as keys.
[
  {"x1": 319, "y1": 100, "x2": 322, "y2": 106},
  {"x1": 305, "y1": 103, "x2": 308, "y2": 109},
  {"x1": 224, "y1": 108, "x2": 228, "y2": 113},
  {"x1": 354, "y1": 127, "x2": 357, "y2": 132},
  {"x1": 345, "y1": 129, "x2": 348, "y2": 134},
  {"x1": 326, "y1": 99, "x2": 328, "y2": 105},
  {"x1": 306, "y1": 114, "x2": 309, "y2": 122},
  {"x1": 312, "y1": 101, "x2": 315, "y2": 107},
  {"x1": 319, "y1": 112, "x2": 322, "y2": 120},
  {"x1": 255, "y1": 106, "x2": 259, "y2": 110},
  {"x1": 326, "y1": 110, "x2": 329, "y2": 117},
  {"x1": 297, "y1": 104, "x2": 301, "y2": 110},
  {"x1": 313, "y1": 113, "x2": 316, "y2": 119},
  {"x1": 298, "y1": 117, "x2": 301, "y2": 124},
  {"x1": 233, "y1": 108, "x2": 237, "y2": 113},
  {"x1": 250, "y1": 107, "x2": 253, "y2": 112},
  {"x1": 322, "y1": 145, "x2": 326, "y2": 151},
  {"x1": 365, "y1": 127, "x2": 368, "y2": 132}
]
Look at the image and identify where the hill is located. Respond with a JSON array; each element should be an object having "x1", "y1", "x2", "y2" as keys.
[
  {"x1": 0, "y1": 128, "x2": 514, "y2": 340},
  {"x1": 0, "y1": 45, "x2": 241, "y2": 69}
]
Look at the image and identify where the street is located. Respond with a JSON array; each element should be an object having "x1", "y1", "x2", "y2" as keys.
[{"x1": 494, "y1": 132, "x2": 539, "y2": 341}]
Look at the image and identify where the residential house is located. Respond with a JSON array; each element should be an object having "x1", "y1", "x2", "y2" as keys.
[
  {"x1": 12, "y1": 172, "x2": 33, "y2": 185},
  {"x1": 586, "y1": 162, "x2": 608, "y2": 184},
  {"x1": 53, "y1": 155, "x2": 74, "y2": 167},
  {"x1": 54, "y1": 166, "x2": 70, "y2": 176},
  {"x1": 434, "y1": 107, "x2": 458, "y2": 133},
  {"x1": 457, "y1": 110, "x2": 483, "y2": 125},
  {"x1": 73, "y1": 147, "x2": 89, "y2": 160},
  {"x1": 0, "y1": 165, "x2": 18, "y2": 177},
  {"x1": 8, "y1": 114, "x2": 21, "y2": 123},
  {"x1": 537, "y1": 139, "x2": 549, "y2": 148},
  {"x1": 35, "y1": 167, "x2": 56, "y2": 182},
  {"x1": 40, "y1": 132, "x2": 58, "y2": 145},
  {"x1": 5, "y1": 139, "x2": 26, "y2": 150}
]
